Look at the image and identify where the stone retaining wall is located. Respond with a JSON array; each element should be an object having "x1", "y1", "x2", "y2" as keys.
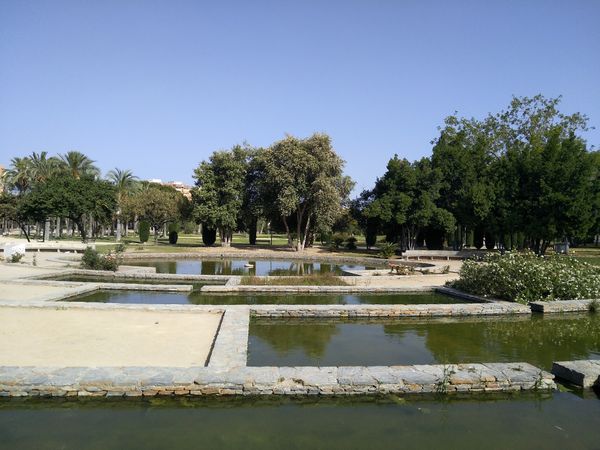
[
  {"x1": 0, "y1": 362, "x2": 554, "y2": 397},
  {"x1": 250, "y1": 302, "x2": 530, "y2": 318}
]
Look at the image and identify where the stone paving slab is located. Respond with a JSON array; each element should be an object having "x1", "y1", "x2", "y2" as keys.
[
  {"x1": 551, "y1": 360, "x2": 600, "y2": 388},
  {"x1": 0, "y1": 362, "x2": 554, "y2": 397}
]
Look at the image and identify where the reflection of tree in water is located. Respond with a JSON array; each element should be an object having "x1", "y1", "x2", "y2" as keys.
[
  {"x1": 250, "y1": 321, "x2": 340, "y2": 358},
  {"x1": 384, "y1": 315, "x2": 600, "y2": 368}
]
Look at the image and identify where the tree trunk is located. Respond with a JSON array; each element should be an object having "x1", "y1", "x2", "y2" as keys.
[
  {"x1": 249, "y1": 218, "x2": 257, "y2": 245},
  {"x1": 116, "y1": 214, "x2": 122, "y2": 242},
  {"x1": 282, "y1": 216, "x2": 292, "y2": 247}
]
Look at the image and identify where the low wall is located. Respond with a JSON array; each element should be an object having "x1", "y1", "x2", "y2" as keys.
[
  {"x1": 0, "y1": 362, "x2": 555, "y2": 397},
  {"x1": 250, "y1": 302, "x2": 530, "y2": 318}
]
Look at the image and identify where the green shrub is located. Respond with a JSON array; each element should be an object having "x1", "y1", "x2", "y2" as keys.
[
  {"x1": 331, "y1": 233, "x2": 346, "y2": 250},
  {"x1": 139, "y1": 220, "x2": 150, "y2": 243},
  {"x1": 202, "y1": 226, "x2": 217, "y2": 246},
  {"x1": 81, "y1": 247, "x2": 120, "y2": 271},
  {"x1": 168, "y1": 230, "x2": 178, "y2": 244},
  {"x1": 9, "y1": 252, "x2": 24, "y2": 263},
  {"x1": 378, "y1": 241, "x2": 398, "y2": 259},
  {"x1": 452, "y1": 252, "x2": 600, "y2": 303},
  {"x1": 345, "y1": 236, "x2": 357, "y2": 250}
]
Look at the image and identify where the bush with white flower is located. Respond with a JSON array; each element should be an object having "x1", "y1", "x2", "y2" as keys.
[{"x1": 451, "y1": 252, "x2": 600, "y2": 303}]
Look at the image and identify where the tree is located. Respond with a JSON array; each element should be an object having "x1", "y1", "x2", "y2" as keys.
[
  {"x1": 107, "y1": 168, "x2": 139, "y2": 242},
  {"x1": 363, "y1": 156, "x2": 454, "y2": 251},
  {"x1": 20, "y1": 175, "x2": 116, "y2": 242},
  {"x1": 192, "y1": 145, "x2": 249, "y2": 247},
  {"x1": 134, "y1": 183, "x2": 184, "y2": 243},
  {"x1": 3, "y1": 157, "x2": 32, "y2": 194},
  {"x1": 258, "y1": 133, "x2": 351, "y2": 251},
  {"x1": 0, "y1": 192, "x2": 35, "y2": 241},
  {"x1": 58, "y1": 151, "x2": 100, "y2": 179}
]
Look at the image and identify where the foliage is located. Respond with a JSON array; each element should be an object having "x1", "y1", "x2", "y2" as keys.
[
  {"x1": 81, "y1": 247, "x2": 122, "y2": 271},
  {"x1": 452, "y1": 252, "x2": 600, "y2": 303},
  {"x1": 129, "y1": 183, "x2": 186, "y2": 242},
  {"x1": 18, "y1": 175, "x2": 116, "y2": 242},
  {"x1": 192, "y1": 145, "x2": 249, "y2": 246},
  {"x1": 168, "y1": 230, "x2": 178, "y2": 244},
  {"x1": 357, "y1": 95, "x2": 598, "y2": 254},
  {"x1": 378, "y1": 241, "x2": 398, "y2": 259},
  {"x1": 362, "y1": 156, "x2": 455, "y2": 252},
  {"x1": 345, "y1": 236, "x2": 357, "y2": 250},
  {"x1": 138, "y1": 220, "x2": 150, "y2": 243},
  {"x1": 8, "y1": 252, "x2": 24, "y2": 263},
  {"x1": 331, "y1": 233, "x2": 346, "y2": 250},
  {"x1": 257, "y1": 133, "x2": 352, "y2": 251}
]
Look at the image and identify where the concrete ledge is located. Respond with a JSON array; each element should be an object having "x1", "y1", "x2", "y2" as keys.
[
  {"x1": 530, "y1": 299, "x2": 597, "y2": 313},
  {"x1": 0, "y1": 362, "x2": 554, "y2": 397},
  {"x1": 201, "y1": 284, "x2": 436, "y2": 294},
  {"x1": 32, "y1": 269, "x2": 230, "y2": 283},
  {"x1": 551, "y1": 360, "x2": 600, "y2": 388},
  {"x1": 250, "y1": 302, "x2": 530, "y2": 318}
]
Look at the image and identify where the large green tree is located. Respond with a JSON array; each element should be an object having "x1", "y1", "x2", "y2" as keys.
[
  {"x1": 363, "y1": 156, "x2": 454, "y2": 251},
  {"x1": 19, "y1": 175, "x2": 116, "y2": 242},
  {"x1": 192, "y1": 145, "x2": 249, "y2": 247},
  {"x1": 133, "y1": 183, "x2": 186, "y2": 243},
  {"x1": 258, "y1": 133, "x2": 351, "y2": 251}
]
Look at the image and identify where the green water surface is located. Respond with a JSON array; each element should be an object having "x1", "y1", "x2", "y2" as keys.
[
  {"x1": 1, "y1": 392, "x2": 599, "y2": 450},
  {"x1": 248, "y1": 314, "x2": 600, "y2": 368}
]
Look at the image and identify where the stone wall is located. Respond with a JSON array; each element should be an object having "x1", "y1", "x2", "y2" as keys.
[{"x1": 0, "y1": 362, "x2": 555, "y2": 398}]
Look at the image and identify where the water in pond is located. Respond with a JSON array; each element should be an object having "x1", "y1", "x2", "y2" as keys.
[
  {"x1": 248, "y1": 314, "x2": 600, "y2": 369},
  {"x1": 1, "y1": 392, "x2": 599, "y2": 449},
  {"x1": 68, "y1": 291, "x2": 466, "y2": 305},
  {"x1": 126, "y1": 259, "x2": 372, "y2": 275}
]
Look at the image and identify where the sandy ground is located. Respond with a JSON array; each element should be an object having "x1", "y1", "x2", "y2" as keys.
[{"x1": 0, "y1": 307, "x2": 222, "y2": 367}]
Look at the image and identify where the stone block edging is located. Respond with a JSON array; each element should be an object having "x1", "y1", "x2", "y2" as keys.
[
  {"x1": 0, "y1": 362, "x2": 554, "y2": 398},
  {"x1": 551, "y1": 360, "x2": 600, "y2": 388}
]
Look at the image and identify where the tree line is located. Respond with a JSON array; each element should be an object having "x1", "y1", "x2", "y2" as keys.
[
  {"x1": 354, "y1": 95, "x2": 599, "y2": 255},
  {"x1": 1, "y1": 95, "x2": 598, "y2": 254},
  {"x1": 0, "y1": 151, "x2": 189, "y2": 243}
]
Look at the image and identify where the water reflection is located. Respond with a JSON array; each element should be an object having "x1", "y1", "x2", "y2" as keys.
[
  {"x1": 128, "y1": 259, "x2": 368, "y2": 276},
  {"x1": 248, "y1": 314, "x2": 600, "y2": 368}
]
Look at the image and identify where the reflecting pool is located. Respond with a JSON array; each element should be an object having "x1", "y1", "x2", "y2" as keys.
[
  {"x1": 67, "y1": 291, "x2": 465, "y2": 305},
  {"x1": 248, "y1": 314, "x2": 600, "y2": 368},
  {"x1": 125, "y1": 259, "x2": 373, "y2": 275},
  {"x1": 1, "y1": 392, "x2": 599, "y2": 450}
]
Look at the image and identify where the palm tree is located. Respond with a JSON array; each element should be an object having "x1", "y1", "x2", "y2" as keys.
[
  {"x1": 28, "y1": 151, "x2": 60, "y2": 183},
  {"x1": 107, "y1": 168, "x2": 139, "y2": 241},
  {"x1": 3, "y1": 157, "x2": 32, "y2": 194},
  {"x1": 59, "y1": 151, "x2": 100, "y2": 179}
]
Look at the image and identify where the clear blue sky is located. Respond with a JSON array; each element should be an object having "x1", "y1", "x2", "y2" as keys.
[{"x1": 1, "y1": 0, "x2": 599, "y2": 193}]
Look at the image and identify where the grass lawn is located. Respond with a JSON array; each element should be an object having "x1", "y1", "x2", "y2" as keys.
[{"x1": 90, "y1": 233, "x2": 378, "y2": 258}]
